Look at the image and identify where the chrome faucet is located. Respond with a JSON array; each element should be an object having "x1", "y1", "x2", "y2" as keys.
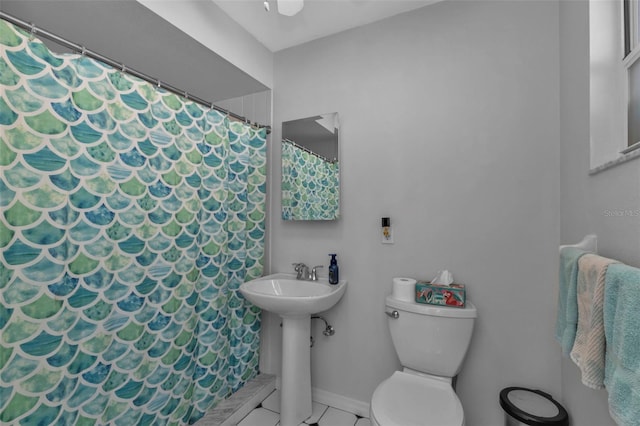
[
  {"x1": 310, "y1": 265, "x2": 323, "y2": 281},
  {"x1": 293, "y1": 263, "x2": 310, "y2": 280},
  {"x1": 293, "y1": 263, "x2": 324, "y2": 281}
]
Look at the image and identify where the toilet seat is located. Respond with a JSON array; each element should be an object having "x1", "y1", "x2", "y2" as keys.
[{"x1": 370, "y1": 371, "x2": 464, "y2": 426}]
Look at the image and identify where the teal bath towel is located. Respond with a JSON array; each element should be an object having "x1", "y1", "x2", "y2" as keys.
[
  {"x1": 603, "y1": 263, "x2": 640, "y2": 426},
  {"x1": 556, "y1": 247, "x2": 588, "y2": 356}
]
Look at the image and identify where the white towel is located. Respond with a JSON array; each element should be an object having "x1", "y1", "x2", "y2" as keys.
[{"x1": 570, "y1": 254, "x2": 618, "y2": 389}]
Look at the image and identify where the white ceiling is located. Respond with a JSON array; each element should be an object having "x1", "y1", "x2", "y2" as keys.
[
  {"x1": 212, "y1": 0, "x2": 440, "y2": 52},
  {"x1": 0, "y1": 0, "x2": 441, "y2": 109}
]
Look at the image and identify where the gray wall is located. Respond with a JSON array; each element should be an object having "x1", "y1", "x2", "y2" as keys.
[
  {"x1": 559, "y1": 2, "x2": 640, "y2": 425},
  {"x1": 216, "y1": 90, "x2": 272, "y2": 128},
  {"x1": 269, "y1": 1, "x2": 561, "y2": 424}
]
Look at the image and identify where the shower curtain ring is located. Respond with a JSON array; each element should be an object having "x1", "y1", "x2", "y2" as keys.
[
  {"x1": 81, "y1": 46, "x2": 87, "y2": 56},
  {"x1": 156, "y1": 79, "x2": 161, "y2": 88},
  {"x1": 29, "y1": 23, "x2": 36, "y2": 40},
  {"x1": 121, "y1": 63, "x2": 126, "y2": 73}
]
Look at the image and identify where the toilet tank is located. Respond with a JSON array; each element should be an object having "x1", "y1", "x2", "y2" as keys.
[{"x1": 385, "y1": 295, "x2": 477, "y2": 378}]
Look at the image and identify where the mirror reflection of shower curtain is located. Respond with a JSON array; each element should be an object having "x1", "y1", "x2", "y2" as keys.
[
  {"x1": 0, "y1": 19, "x2": 265, "y2": 425},
  {"x1": 281, "y1": 140, "x2": 339, "y2": 220}
]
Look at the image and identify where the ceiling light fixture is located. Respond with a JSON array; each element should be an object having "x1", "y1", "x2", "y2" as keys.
[
  {"x1": 265, "y1": 0, "x2": 303, "y2": 16},
  {"x1": 277, "y1": 0, "x2": 304, "y2": 16}
]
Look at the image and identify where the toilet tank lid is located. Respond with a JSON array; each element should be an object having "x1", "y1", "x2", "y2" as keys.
[{"x1": 386, "y1": 295, "x2": 477, "y2": 318}]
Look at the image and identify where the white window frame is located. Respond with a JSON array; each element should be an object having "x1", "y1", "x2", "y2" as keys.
[
  {"x1": 588, "y1": 0, "x2": 640, "y2": 173},
  {"x1": 623, "y1": 0, "x2": 640, "y2": 152}
]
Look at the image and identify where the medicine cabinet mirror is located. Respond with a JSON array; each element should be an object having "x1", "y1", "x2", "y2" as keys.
[{"x1": 281, "y1": 112, "x2": 340, "y2": 221}]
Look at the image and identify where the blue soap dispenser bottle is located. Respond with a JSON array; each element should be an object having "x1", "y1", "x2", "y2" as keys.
[{"x1": 328, "y1": 254, "x2": 339, "y2": 284}]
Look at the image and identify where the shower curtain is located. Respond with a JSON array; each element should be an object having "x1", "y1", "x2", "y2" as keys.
[
  {"x1": 0, "y1": 19, "x2": 266, "y2": 425},
  {"x1": 281, "y1": 140, "x2": 338, "y2": 220}
]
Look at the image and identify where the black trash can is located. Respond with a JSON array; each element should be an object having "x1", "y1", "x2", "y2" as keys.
[{"x1": 499, "y1": 387, "x2": 569, "y2": 426}]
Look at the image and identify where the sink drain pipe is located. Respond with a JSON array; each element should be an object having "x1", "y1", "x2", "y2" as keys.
[
  {"x1": 312, "y1": 315, "x2": 335, "y2": 337},
  {"x1": 280, "y1": 315, "x2": 335, "y2": 348}
]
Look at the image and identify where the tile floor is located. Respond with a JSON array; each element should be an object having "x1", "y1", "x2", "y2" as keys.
[{"x1": 237, "y1": 390, "x2": 372, "y2": 426}]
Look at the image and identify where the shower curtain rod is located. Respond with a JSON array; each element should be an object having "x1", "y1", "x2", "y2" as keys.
[
  {"x1": 0, "y1": 11, "x2": 271, "y2": 134},
  {"x1": 283, "y1": 138, "x2": 336, "y2": 163}
]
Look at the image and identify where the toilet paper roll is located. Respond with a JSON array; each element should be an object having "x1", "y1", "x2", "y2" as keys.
[{"x1": 392, "y1": 277, "x2": 417, "y2": 302}]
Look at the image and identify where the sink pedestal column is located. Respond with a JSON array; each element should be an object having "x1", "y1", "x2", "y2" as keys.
[{"x1": 280, "y1": 314, "x2": 312, "y2": 426}]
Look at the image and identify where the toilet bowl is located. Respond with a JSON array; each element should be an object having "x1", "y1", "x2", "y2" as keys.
[
  {"x1": 369, "y1": 295, "x2": 476, "y2": 426},
  {"x1": 370, "y1": 371, "x2": 464, "y2": 426}
]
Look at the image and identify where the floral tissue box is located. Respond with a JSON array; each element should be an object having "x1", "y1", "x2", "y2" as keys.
[{"x1": 415, "y1": 281, "x2": 466, "y2": 308}]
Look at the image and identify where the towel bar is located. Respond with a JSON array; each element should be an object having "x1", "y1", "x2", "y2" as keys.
[{"x1": 559, "y1": 234, "x2": 597, "y2": 254}]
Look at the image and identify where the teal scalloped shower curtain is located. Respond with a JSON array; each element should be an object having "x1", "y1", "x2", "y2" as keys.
[
  {"x1": 0, "y1": 20, "x2": 266, "y2": 425},
  {"x1": 281, "y1": 140, "x2": 339, "y2": 220}
]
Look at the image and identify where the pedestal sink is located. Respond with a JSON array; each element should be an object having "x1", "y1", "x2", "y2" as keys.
[{"x1": 239, "y1": 273, "x2": 347, "y2": 426}]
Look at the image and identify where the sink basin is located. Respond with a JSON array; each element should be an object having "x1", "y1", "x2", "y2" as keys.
[{"x1": 240, "y1": 273, "x2": 347, "y2": 317}]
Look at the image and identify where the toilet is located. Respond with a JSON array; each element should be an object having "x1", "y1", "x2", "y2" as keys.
[{"x1": 370, "y1": 295, "x2": 477, "y2": 426}]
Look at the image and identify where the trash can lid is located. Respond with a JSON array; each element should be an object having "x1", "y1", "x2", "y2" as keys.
[{"x1": 499, "y1": 387, "x2": 569, "y2": 426}]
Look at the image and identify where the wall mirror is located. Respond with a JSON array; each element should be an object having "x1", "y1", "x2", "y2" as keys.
[{"x1": 281, "y1": 112, "x2": 340, "y2": 220}]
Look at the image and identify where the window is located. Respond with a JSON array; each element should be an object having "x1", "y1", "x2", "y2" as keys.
[
  {"x1": 624, "y1": 0, "x2": 640, "y2": 149},
  {"x1": 588, "y1": 0, "x2": 640, "y2": 171}
]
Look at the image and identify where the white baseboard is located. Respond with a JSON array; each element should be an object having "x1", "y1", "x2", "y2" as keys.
[
  {"x1": 311, "y1": 387, "x2": 370, "y2": 418},
  {"x1": 273, "y1": 376, "x2": 370, "y2": 418}
]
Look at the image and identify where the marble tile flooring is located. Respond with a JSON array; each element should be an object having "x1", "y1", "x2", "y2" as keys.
[
  {"x1": 195, "y1": 374, "x2": 371, "y2": 426},
  {"x1": 237, "y1": 390, "x2": 372, "y2": 426}
]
